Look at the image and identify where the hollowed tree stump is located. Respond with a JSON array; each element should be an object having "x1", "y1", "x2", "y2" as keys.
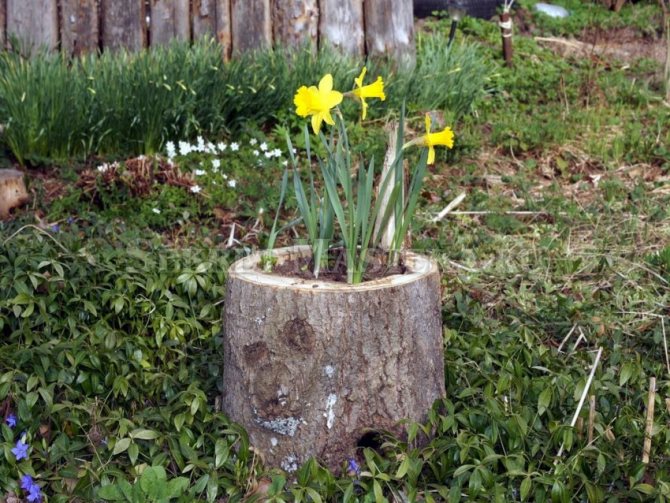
[{"x1": 222, "y1": 246, "x2": 445, "y2": 472}]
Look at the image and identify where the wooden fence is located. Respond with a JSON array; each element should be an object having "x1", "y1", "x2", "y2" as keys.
[{"x1": 0, "y1": 0, "x2": 414, "y2": 61}]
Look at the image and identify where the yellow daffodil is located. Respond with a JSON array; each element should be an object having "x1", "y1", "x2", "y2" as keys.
[
  {"x1": 293, "y1": 74, "x2": 343, "y2": 134},
  {"x1": 351, "y1": 67, "x2": 386, "y2": 120},
  {"x1": 405, "y1": 113, "x2": 455, "y2": 164}
]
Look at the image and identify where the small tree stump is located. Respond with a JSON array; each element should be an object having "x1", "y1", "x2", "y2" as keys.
[
  {"x1": 0, "y1": 169, "x2": 30, "y2": 220},
  {"x1": 222, "y1": 246, "x2": 445, "y2": 472}
]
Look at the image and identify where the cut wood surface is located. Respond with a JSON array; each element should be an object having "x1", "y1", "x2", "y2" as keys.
[
  {"x1": 61, "y1": 0, "x2": 100, "y2": 55},
  {"x1": 6, "y1": 0, "x2": 58, "y2": 53},
  {"x1": 272, "y1": 0, "x2": 318, "y2": 50},
  {"x1": 149, "y1": 0, "x2": 190, "y2": 46},
  {"x1": 192, "y1": 0, "x2": 216, "y2": 40},
  {"x1": 223, "y1": 247, "x2": 445, "y2": 471},
  {"x1": 101, "y1": 0, "x2": 146, "y2": 52},
  {"x1": 364, "y1": 0, "x2": 415, "y2": 65},
  {"x1": 319, "y1": 0, "x2": 364, "y2": 56},
  {"x1": 231, "y1": 0, "x2": 271, "y2": 53},
  {"x1": 215, "y1": 0, "x2": 232, "y2": 60}
]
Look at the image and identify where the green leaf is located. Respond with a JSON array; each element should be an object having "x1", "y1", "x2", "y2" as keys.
[
  {"x1": 395, "y1": 457, "x2": 410, "y2": 479},
  {"x1": 619, "y1": 362, "x2": 634, "y2": 386},
  {"x1": 520, "y1": 476, "x2": 532, "y2": 501},
  {"x1": 97, "y1": 484, "x2": 126, "y2": 501},
  {"x1": 140, "y1": 465, "x2": 168, "y2": 500},
  {"x1": 538, "y1": 387, "x2": 552, "y2": 415},
  {"x1": 215, "y1": 439, "x2": 229, "y2": 468},
  {"x1": 633, "y1": 483, "x2": 656, "y2": 496},
  {"x1": 166, "y1": 477, "x2": 189, "y2": 498},
  {"x1": 373, "y1": 480, "x2": 384, "y2": 503},
  {"x1": 128, "y1": 442, "x2": 139, "y2": 465},
  {"x1": 130, "y1": 428, "x2": 160, "y2": 440},
  {"x1": 113, "y1": 437, "x2": 131, "y2": 455}
]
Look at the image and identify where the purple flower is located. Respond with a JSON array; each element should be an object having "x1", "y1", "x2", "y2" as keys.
[
  {"x1": 27, "y1": 483, "x2": 43, "y2": 502},
  {"x1": 66, "y1": 216, "x2": 75, "y2": 224},
  {"x1": 20, "y1": 474, "x2": 43, "y2": 503},
  {"x1": 20, "y1": 474, "x2": 34, "y2": 491},
  {"x1": 347, "y1": 457, "x2": 361, "y2": 477},
  {"x1": 50, "y1": 224, "x2": 60, "y2": 233},
  {"x1": 11, "y1": 439, "x2": 29, "y2": 460},
  {"x1": 5, "y1": 413, "x2": 17, "y2": 428}
]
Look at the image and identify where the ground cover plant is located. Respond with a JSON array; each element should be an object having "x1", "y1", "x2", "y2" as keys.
[{"x1": 1, "y1": 0, "x2": 670, "y2": 501}]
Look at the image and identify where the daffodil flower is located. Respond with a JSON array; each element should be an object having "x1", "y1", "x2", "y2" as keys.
[
  {"x1": 350, "y1": 67, "x2": 386, "y2": 120},
  {"x1": 404, "y1": 113, "x2": 455, "y2": 164},
  {"x1": 294, "y1": 74, "x2": 343, "y2": 134}
]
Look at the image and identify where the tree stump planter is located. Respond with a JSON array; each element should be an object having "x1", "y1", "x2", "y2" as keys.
[{"x1": 222, "y1": 246, "x2": 445, "y2": 472}]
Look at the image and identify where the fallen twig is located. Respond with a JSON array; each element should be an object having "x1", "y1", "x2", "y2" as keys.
[
  {"x1": 431, "y1": 192, "x2": 466, "y2": 222},
  {"x1": 557, "y1": 324, "x2": 577, "y2": 353},
  {"x1": 556, "y1": 347, "x2": 603, "y2": 461}
]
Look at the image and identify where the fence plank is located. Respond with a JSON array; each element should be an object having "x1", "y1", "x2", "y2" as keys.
[
  {"x1": 150, "y1": 0, "x2": 190, "y2": 46},
  {"x1": 193, "y1": 0, "x2": 216, "y2": 39},
  {"x1": 319, "y1": 0, "x2": 364, "y2": 56},
  {"x1": 101, "y1": 0, "x2": 146, "y2": 52},
  {"x1": 6, "y1": 0, "x2": 58, "y2": 53},
  {"x1": 61, "y1": 0, "x2": 100, "y2": 56},
  {"x1": 363, "y1": 0, "x2": 415, "y2": 65},
  {"x1": 231, "y1": 0, "x2": 271, "y2": 54},
  {"x1": 215, "y1": 0, "x2": 232, "y2": 60},
  {"x1": 0, "y1": 0, "x2": 5, "y2": 48},
  {"x1": 272, "y1": 0, "x2": 318, "y2": 50}
]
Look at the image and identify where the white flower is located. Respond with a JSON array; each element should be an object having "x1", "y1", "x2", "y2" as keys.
[
  {"x1": 190, "y1": 185, "x2": 202, "y2": 194},
  {"x1": 271, "y1": 148, "x2": 282, "y2": 158},
  {"x1": 252, "y1": 150, "x2": 259, "y2": 156},
  {"x1": 292, "y1": 148, "x2": 297, "y2": 155},
  {"x1": 217, "y1": 142, "x2": 227, "y2": 152},
  {"x1": 194, "y1": 169, "x2": 206, "y2": 176},
  {"x1": 179, "y1": 141, "x2": 192, "y2": 156},
  {"x1": 260, "y1": 142, "x2": 268, "y2": 151},
  {"x1": 152, "y1": 208, "x2": 161, "y2": 214},
  {"x1": 228, "y1": 179, "x2": 237, "y2": 188},
  {"x1": 196, "y1": 136, "x2": 205, "y2": 152},
  {"x1": 205, "y1": 142, "x2": 216, "y2": 154},
  {"x1": 212, "y1": 159, "x2": 221, "y2": 169},
  {"x1": 97, "y1": 163, "x2": 109, "y2": 173},
  {"x1": 230, "y1": 142, "x2": 240, "y2": 152},
  {"x1": 165, "y1": 141, "x2": 176, "y2": 159},
  {"x1": 264, "y1": 151, "x2": 273, "y2": 159},
  {"x1": 223, "y1": 173, "x2": 229, "y2": 180},
  {"x1": 249, "y1": 138, "x2": 258, "y2": 145},
  {"x1": 282, "y1": 160, "x2": 288, "y2": 166}
]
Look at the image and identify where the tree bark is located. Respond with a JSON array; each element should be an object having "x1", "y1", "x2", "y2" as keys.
[
  {"x1": 231, "y1": 0, "x2": 271, "y2": 54},
  {"x1": 318, "y1": 0, "x2": 364, "y2": 57},
  {"x1": 101, "y1": 0, "x2": 146, "y2": 52},
  {"x1": 6, "y1": 0, "x2": 58, "y2": 54},
  {"x1": 149, "y1": 0, "x2": 190, "y2": 47},
  {"x1": 222, "y1": 247, "x2": 445, "y2": 472},
  {"x1": 272, "y1": 0, "x2": 318, "y2": 51},
  {"x1": 61, "y1": 0, "x2": 100, "y2": 56},
  {"x1": 363, "y1": 0, "x2": 415, "y2": 67}
]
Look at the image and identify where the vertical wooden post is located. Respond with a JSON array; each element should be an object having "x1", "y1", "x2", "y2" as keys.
[
  {"x1": 231, "y1": 0, "x2": 271, "y2": 54},
  {"x1": 215, "y1": 0, "x2": 232, "y2": 60},
  {"x1": 101, "y1": 0, "x2": 146, "y2": 52},
  {"x1": 500, "y1": 10, "x2": 513, "y2": 67},
  {"x1": 642, "y1": 377, "x2": 656, "y2": 464},
  {"x1": 0, "y1": 0, "x2": 6, "y2": 49},
  {"x1": 61, "y1": 0, "x2": 100, "y2": 56},
  {"x1": 193, "y1": 0, "x2": 216, "y2": 40},
  {"x1": 149, "y1": 0, "x2": 190, "y2": 47},
  {"x1": 363, "y1": 0, "x2": 415, "y2": 66},
  {"x1": 272, "y1": 0, "x2": 318, "y2": 51},
  {"x1": 318, "y1": 0, "x2": 364, "y2": 57},
  {"x1": 6, "y1": 0, "x2": 58, "y2": 54}
]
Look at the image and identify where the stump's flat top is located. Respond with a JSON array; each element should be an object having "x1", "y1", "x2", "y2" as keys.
[
  {"x1": 229, "y1": 246, "x2": 438, "y2": 292},
  {"x1": 0, "y1": 169, "x2": 25, "y2": 181}
]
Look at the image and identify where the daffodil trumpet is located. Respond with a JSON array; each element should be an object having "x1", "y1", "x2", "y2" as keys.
[
  {"x1": 402, "y1": 113, "x2": 454, "y2": 164},
  {"x1": 347, "y1": 67, "x2": 386, "y2": 120}
]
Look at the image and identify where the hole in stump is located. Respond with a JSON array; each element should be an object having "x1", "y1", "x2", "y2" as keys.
[{"x1": 356, "y1": 431, "x2": 382, "y2": 451}]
